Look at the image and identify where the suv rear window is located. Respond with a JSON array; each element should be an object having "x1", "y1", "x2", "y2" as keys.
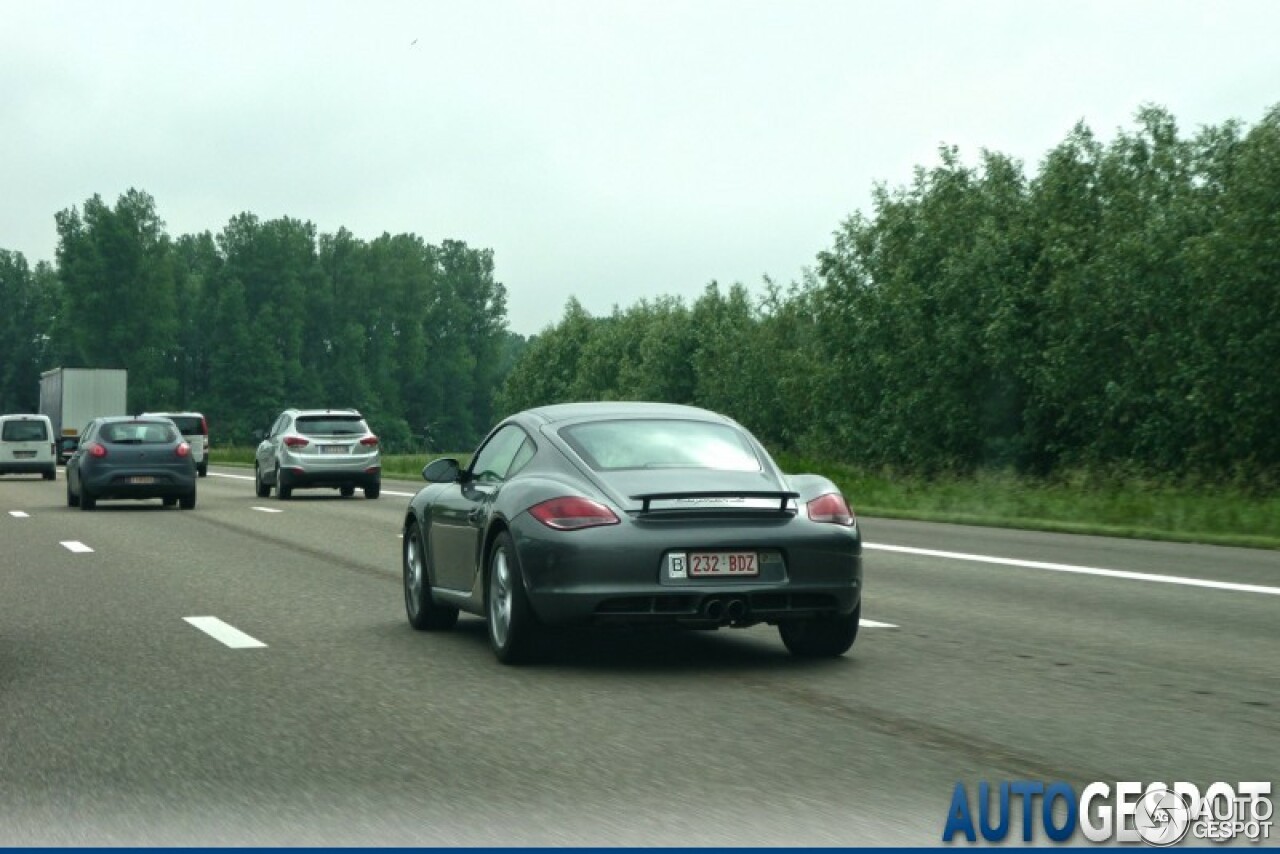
[
  {"x1": 561, "y1": 419, "x2": 761, "y2": 472},
  {"x1": 2, "y1": 420, "x2": 49, "y2": 442},
  {"x1": 166, "y1": 416, "x2": 205, "y2": 435},
  {"x1": 101, "y1": 422, "x2": 178, "y2": 444},
  {"x1": 295, "y1": 416, "x2": 368, "y2": 436}
]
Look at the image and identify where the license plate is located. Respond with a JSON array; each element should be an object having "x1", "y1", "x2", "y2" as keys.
[
  {"x1": 685, "y1": 551, "x2": 759, "y2": 577},
  {"x1": 14, "y1": 451, "x2": 35, "y2": 459},
  {"x1": 129, "y1": 476, "x2": 155, "y2": 485},
  {"x1": 321, "y1": 445, "x2": 347, "y2": 455}
]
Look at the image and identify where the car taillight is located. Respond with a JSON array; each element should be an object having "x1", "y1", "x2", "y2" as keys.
[
  {"x1": 807, "y1": 493, "x2": 855, "y2": 526},
  {"x1": 359, "y1": 436, "x2": 379, "y2": 448},
  {"x1": 284, "y1": 436, "x2": 308, "y2": 448},
  {"x1": 88, "y1": 443, "x2": 107, "y2": 458},
  {"x1": 200, "y1": 416, "x2": 208, "y2": 436},
  {"x1": 528, "y1": 496, "x2": 620, "y2": 531},
  {"x1": 176, "y1": 442, "x2": 191, "y2": 458}
]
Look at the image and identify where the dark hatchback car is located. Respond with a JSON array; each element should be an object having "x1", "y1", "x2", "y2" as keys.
[
  {"x1": 66, "y1": 416, "x2": 197, "y2": 511},
  {"x1": 402, "y1": 402, "x2": 863, "y2": 664}
]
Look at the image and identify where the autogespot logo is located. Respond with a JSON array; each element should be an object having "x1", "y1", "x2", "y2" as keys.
[{"x1": 942, "y1": 780, "x2": 1273, "y2": 845}]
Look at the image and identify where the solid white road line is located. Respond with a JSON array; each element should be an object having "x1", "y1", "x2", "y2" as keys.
[
  {"x1": 252, "y1": 506, "x2": 283, "y2": 514},
  {"x1": 211, "y1": 470, "x2": 414, "y2": 497},
  {"x1": 183, "y1": 616, "x2": 267, "y2": 649},
  {"x1": 859, "y1": 619, "x2": 899, "y2": 628},
  {"x1": 60, "y1": 540, "x2": 94, "y2": 553},
  {"x1": 863, "y1": 542, "x2": 1280, "y2": 597},
  {"x1": 9, "y1": 511, "x2": 30, "y2": 518}
]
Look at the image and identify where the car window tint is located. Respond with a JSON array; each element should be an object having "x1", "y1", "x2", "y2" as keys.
[
  {"x1": 2, "y1": 420, "x2": 48, "y2": 442},
  {"x1": 507, "y1": 437, "x2": 536, "y2": 478},
  {"x1": 166, "y1": 416, "x2": 204, "y2": 434},
  {"x1": 101, "y1": 422, "x2": 177, "y2": 444},
  {"x1": 470, "y1": 426, "x2": 527, "y2": 483},
  {"x1": 296, "y1": 416, "x2": 367, "y2": 436},
  {"x1": 561, "y1": 419, "x2": 761, "y2": 472}
]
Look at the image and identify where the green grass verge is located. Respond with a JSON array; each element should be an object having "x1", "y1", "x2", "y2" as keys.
[{"x1": 211, "y1": 447, "x2": 1279, "y2": 549}]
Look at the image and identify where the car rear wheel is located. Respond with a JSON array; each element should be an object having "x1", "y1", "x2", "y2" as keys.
[
  {"x1": 403, "y1": 520, "x2": 459, "y2": 631},
  {"x1": 179, "y1": 491, "x2": 196, "y2": 510},
  {"x1": 198, "y1": 462, "x2": 208, "y2": 478},
  {"x1": 487, "y1": 530, "x2": 542, "y2": 664},
  {"x1": 43, "y1": 467, "x2": 55, "y2": 481},
  {"x1": 364, "y1": 481, "x2": 380, "y2": 500},
  {"x1": 276, "y1": 465, "x2": 291, "y2": 500},
  {"x1": 66, "y1": 478, "x2": 79, "y2": 507},
  {"x1": 254, "y1": 464, "x2": 270, "y2": 498},
  {"x1": 80, "y1": 490, "x2": 97, "y2": 511},
  {"x1": 778, "y1": 604, "x2": 860, "y2": 658},
  {"x1": 163, "y1": 497, "x2": 178, "y2": 507},
  {"x1": 340, "y1": 485, "x2": 355, "y2": 498}
]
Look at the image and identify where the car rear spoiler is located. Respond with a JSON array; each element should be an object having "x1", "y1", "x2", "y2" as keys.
[{"x1": 631, "y1": 491, "x2": 800, "y2": 514}]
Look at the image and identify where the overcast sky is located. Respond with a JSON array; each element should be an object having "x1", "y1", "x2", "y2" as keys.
[{"x1": 3, "y1": 1, "x2": 1277, "y2": 336}]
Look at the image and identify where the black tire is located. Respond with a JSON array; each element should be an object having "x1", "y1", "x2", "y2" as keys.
[
  {"x1": 163, "y1": 496, "x2": 178, "y2": 507},
  {"x1": 364, "y1": 481, "x2": 380, "y2": 500},
  {"x1": 276, "y1": 465, "x2": 292, "y2": 500},
  {"x1": 80, "y1": 490, "x2": 97, "y2": 511},
  {"x1": 66, "y1": 478, "x2": 79, "y2": 507},
  {"x1": 340, "y1": 485, "x2": 355, "y2": 498},
  {"x1": 179, "y1": 491, "x2": 196, "y2": 510},
  {"x1": 198, "y1": 462, "x2": 208, "y2": 478},
  {"x1": 486, "y1": 530, "x2": 542, "y2": 664},
  {"x1": 403, "y1": 520, "x2": 459, "y2": 631},
  {"x1": 779, "y1": 604, "x2": 860, "y2": 658},
  {"x1": 254, "y1": 464, "x2": 271, "y2": 498},
  {"x1": 43, "y1": 468, "x2": 56, "y2": 481}
]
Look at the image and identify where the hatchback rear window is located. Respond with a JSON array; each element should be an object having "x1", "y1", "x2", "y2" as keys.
[
  {"x1": 296, "y1": 416, "x2": 368, "y2": 436},
  {"x1": 166, "y1": 416, "x2": 205, "y2": 435},
  {"x1": 561, "y1": 419, "x2": 761, "y2": 472},
  {"x1": 101, "y1": 422, "x2": 178, "y2": 444},
  {"x1": 2, "y1": 420, "x2": 49, "y2": 442}
]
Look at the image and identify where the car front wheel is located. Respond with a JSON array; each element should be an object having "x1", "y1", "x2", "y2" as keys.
[
  {"x1": 403, "y1": 520, "x2": 459, "y2": 631},
  {"x1": 255, "y1": 464, "x2": 270, "y2": 498},
  {"x1": 487, "y1": 530, "x2": 542, "y2": 664},
  {"x1": 779, "y1": 604, "x2": 860, "y2": 658}
]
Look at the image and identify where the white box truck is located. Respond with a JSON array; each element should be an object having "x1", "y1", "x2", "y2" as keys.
[{"x1": 39, "y1": 368, "x2": 129, "y2": 464}]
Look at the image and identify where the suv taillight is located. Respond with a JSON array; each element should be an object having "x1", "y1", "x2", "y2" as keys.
[
  {"x1": 359, "y1": 436, "x2": 379, "y2": 448},
  {"x1": 88, "y1": 443, "x2": 107, "y2": 458},
  {"x1": 806, "y1": 493, "x2": 855, "y2": 526},
  {"x1": 283, "y1": 436, "x2": 308, "y2": 448},
  {"x1": 528, "y1": 496, "x2": 620, "y2": 531}
]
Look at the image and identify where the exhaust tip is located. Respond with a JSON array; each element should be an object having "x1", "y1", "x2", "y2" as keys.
[
  {"x1": 703, "y1": 598, "x2": 725, "y2": 621},
  {"x1": 725, "y1": 599, "x2": 747, "y2": 622}
]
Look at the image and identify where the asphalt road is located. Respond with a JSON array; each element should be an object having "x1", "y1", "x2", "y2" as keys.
[{"x1": 1, "y1": 468, "x2": 1276, "y2": 845}]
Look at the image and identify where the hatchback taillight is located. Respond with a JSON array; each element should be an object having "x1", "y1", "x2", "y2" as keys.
[
  {"x1": 283, "y1": 436, "x2": 308, "y2": 448},
  {"x1": 88, "y1": 443, "x2": 107, "y2": 458},
  {"x1": 528, "y1": 496, "x2": 620, "y2": 530},
  {"x1": 807, "y1": 493, "x2": 855, "y2": 526},
  {"x1": 359, "y1": 436, "x2": 379, "y2": 448},
  {"x1": 176, "y1": 442, "x2": 191, "y2": 458}
]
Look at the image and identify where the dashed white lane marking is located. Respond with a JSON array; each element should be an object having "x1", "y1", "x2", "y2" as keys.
[
  {"x1": 859, "y1": 619, "x2": 898, "y2": 628},
  {"x1": 863, "y1": 543, "x2": 1280, "y2": 597},
  {"x1": 252, "y1": 506, "x2": 283, "y2": 514},
  {"x1": 60, "y1": 540, "x2": 93, "y2": 553},
  {"x1": 183, "y1": 617, "x2": 267, "y2": 649},
  {"x1": 9, "y1": 511, "x2": 30, "y2": 518},
  {"x1": 211, "y1": 470, "x2": 414, "y2": 497}
]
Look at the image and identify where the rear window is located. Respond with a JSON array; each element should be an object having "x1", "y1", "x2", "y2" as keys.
[
  {"x1": 295, "y1": 416, "x2": 368, "y2": 436},
  {"x1": 2, "y1": 420, "x2": 49, "y2": 442},
  {"x1": 101, "y1": 422, "x2": 178, "y2": 444},
  {"x1": 166, "y1": 416, "x2": 205, "y2": 435},
  {"x1": 561, "y1": 419, "x2": 762, "y2": 472}
]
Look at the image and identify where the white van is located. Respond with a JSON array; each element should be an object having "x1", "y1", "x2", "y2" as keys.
[
  {"x1": 140, "y1": 412, "x2": 209, "y2": 476},
  {"x1": 0, "y1": 414, "x2": 57, "y2": 480}
]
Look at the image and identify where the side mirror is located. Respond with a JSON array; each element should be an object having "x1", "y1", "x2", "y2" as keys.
[
  {"x1": 422, "y1": 457, "x2": 461, "y2": 483},
  {"x1": 251, "y1": 428, "x2": 266, "y2": 443}
]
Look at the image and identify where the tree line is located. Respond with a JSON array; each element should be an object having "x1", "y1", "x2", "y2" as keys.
[
  {"x1": 499, "y1": 105, "x2": 1280, "y2": 487},
  {"x1": 0, "y1": 191, "x2": 519, "y2": 451}
]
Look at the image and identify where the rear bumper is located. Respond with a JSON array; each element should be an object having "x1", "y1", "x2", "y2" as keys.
[
  {"x1": 280, "y1": 467, "x2": 380, "y2": 490},
  {"x1": 0, "y1": 461, "x2": 55, "y2": 475},
  {"x1": 82, "y1": 469, "x2": 196, "y2": 499}
]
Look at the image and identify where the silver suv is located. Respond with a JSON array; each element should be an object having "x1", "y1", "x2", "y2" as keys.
[{"x1": 254, "y1": 409, "x2": 381, "y2": 499}]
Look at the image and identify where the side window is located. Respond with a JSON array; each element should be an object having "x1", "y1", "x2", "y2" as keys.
[
  {"x1": 469, "y1": 426, "x2": 529, "y2": 484},
  {"x1": 270, "y1": 414, "x2": 288, "y2": 438},
  {"x1": 507, "y1": 437, "x2": 536, "y2": 479}
]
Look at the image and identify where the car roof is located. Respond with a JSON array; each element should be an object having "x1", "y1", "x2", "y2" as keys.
[
  {"x1": 96, "y1": 415, "x2": 178, "y2": 424},
  {"x1": 287, "y1": 408, "x2": 363, "y2": 417},
  {"x1": 0, "y1": 413, "x2": 50, "y2": 421},
  {"x1": 140, "y1": 411, "x2": 204, "y2": 417},
  {"x1": 523, "y1": 401, "x2": 732, "y2": 426}
]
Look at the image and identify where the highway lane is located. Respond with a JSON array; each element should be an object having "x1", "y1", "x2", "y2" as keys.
[{"x1": 1, "y1": 467, "x2": 1276, "y2": 844}]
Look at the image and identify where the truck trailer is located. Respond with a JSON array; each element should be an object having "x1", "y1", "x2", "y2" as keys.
[{"x1": 39, "y1": 368, "x2": 129, "y2": 464}]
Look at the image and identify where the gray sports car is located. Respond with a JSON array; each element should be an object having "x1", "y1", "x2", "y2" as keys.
[{"x1": 402, "y1": 402, "x2": 863, "y2": 664}]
